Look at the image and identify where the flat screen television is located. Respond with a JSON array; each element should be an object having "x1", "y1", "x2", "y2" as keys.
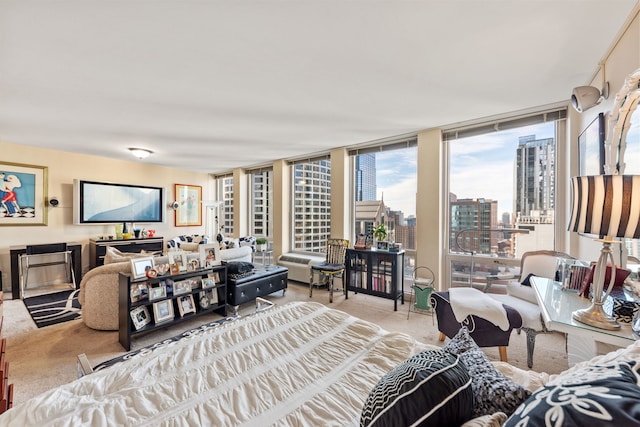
[{"x1": 73, "y1": 179, "x2": 165, "y2": 224}]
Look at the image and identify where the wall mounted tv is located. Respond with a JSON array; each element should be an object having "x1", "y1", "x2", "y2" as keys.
[{"x1": 73, "y1": 179, "x2": 165, "y2": 224}]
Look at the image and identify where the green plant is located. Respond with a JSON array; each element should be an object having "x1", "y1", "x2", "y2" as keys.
[
  {"x1": 255, "y1": 237, "x2": 268, "y2": 245},
  {"x1": 372, "y1": 224, "x2": 387, "y2": 241}
]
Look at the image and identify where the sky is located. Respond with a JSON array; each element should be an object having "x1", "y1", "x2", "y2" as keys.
[{"x1": 373, "y1": 121, "x2": 557, "y2": 219}]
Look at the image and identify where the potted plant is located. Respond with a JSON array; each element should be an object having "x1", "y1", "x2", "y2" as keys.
[
  {"x1": 255, "y1": 237, "x2": 268, "y2": 252},
  {"x1": 372, "y1": 224, "x2": 387, "y2": 242}
]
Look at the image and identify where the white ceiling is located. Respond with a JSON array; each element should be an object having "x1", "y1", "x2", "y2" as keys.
[{"x1": 0, "y1": 1, "x2": 637, "y2": 174}]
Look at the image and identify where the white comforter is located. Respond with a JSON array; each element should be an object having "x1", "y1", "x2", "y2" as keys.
[{"x1": 1, "y1": 301, "x2": 432, "y2": 426}]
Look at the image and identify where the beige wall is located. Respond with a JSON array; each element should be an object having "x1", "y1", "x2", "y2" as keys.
[{"x1": 0, "y1": 141, "x2": 210, "y2": 289}]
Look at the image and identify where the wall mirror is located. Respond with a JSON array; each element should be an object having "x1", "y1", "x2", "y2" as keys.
[{"x1": 606, "y1": 68, "x2": 640, "y2": 174}]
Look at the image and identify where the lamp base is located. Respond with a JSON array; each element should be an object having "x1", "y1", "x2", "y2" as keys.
[{"x1": 573, "y1": 304, "x2": 621, "y2": 330}]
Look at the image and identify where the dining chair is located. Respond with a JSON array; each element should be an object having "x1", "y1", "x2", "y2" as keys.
[{"x1": 309, "y1": 238, "x2": 349, "y2": 303}]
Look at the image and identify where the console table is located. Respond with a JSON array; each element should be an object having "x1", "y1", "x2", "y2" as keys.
[
  {"x1": 9, "y1": 242, "x2": 82, "y2": 299},
  {"x1": 90, "y1": 237, "x2": 164, "y2": 268},
  {"x1": 531, "y1": 276, "x2": 635, "y2": 366}
]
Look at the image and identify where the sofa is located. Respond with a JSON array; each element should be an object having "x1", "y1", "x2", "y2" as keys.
[{"x1": 79, "y1": 244, "x2": 253, "y2": 330}]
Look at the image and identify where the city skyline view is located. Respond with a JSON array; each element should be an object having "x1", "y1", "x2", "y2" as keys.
[
  {"x1": 375, "y1": 147, "x2": 417, "y2": 219},
  {"x1": 449, "y1": 121, "x2": 556, "y2": 218}
]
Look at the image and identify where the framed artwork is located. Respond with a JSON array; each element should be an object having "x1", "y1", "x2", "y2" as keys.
[
  {"x1": 578, "y1": 112, "x2": 605, "y2": 175},
  {"x1": 148, "y1": 284, "x2": 167, "y2": 301},
  {"x1": 153, "y1": 299, "x2": 174, "y2": 324},
  {"x1": 0, "y1": 161, "x2": 48, "y2": 226},
  {"x1": 174, "y1": 184, "x2": 202, "y2": 226},
  {"x1": 130, "y1": 257, "x2": 155, "y2": 280},
  {"x1": 173, "y1": 279, "x2": 192, "y2": 295},
  {"x1": 168, "y1": 250, "x2": 188, "y2": 272},
  {"x1": 199, "y1": 243, "x2": 221, "y2": 267},
  {"x1": 130, "y1": 306, "x2": 151, "y2": 330},
  {"x1": 177, "y1": 294, "x2": 196, "y2": 317},
  {"x1": 202, "y1": 278, "x2": 215, "y2": 289}
]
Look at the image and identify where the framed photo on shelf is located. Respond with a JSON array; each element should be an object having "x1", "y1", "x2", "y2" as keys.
[
  {"x1": 130, "y1": 306, "x2": 151, "y2": 330},
  {"x1": 198, "y1": 291, "x2": 211, "y2": 309},
  {"x1": 199, "y1": 243, "x2": 221, "y2": 267},
  {"x1": 148, "y1": 283, "x2": 167, "y2": 301},
  {"x1": 202, "y1": 277, "x2": 215, "y2": 289},
  {"x1": 130, "y1": 282, "x2": 148, "y2": 302},
  {"x1": 177, "y1": 294, "x2": 196, "y2": 317},
  {"x1": 578, "y1": 112, "x2": 606, "y2": 175},
  {"x1": 168, "y1": 250, "x2": 188, "y2": 272},
  {"x1": 187, "y1": 258, "x2": 200, "y2": 271},
  {"x1": 153, "y1": 299, "x2": 174, "y2": 324},
  {"x1": 207, "y1": 288, "x2": 219, "y2": 305},
  {"x1": 0, "y1": 161, "x2": 48, "y2": 226},
  {"x1": 210, "y1": 272, "x2": 221, "y2": 283},
  {"x1": 174, "y1": 183, "x2": 202, "y2": 226},
  {"x1": 173, "y1": 279, "x2": 192, "y2": 295},
  {"x1": 130, "y1": 256, "x2": 155, "y2": 280}
]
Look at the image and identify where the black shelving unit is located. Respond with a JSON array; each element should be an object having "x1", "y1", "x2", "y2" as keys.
[
  {"x1": 118, "y1": 265, "x2": 227, "y2": 350},
  {"x1": 345, "y1": 248, "x2": 405, "y2": 311}
]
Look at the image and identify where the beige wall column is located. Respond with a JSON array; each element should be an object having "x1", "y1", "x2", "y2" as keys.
[
  {"x1": 232, "y1": 168, "x2": 248, "y2": 237},
  {"x1": 330, "y1": 148, "x2": 351, "y2": 241},
  {"x1": 272, "y1": 159, "x2": 290, "y2": 261},
  {"x1": 416, "y1": 129, "x2": 443, "y2": 289}
]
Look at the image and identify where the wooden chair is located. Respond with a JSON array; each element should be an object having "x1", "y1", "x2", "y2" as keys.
[{"x1": 309, "y1": 238, "x2": 349, "y2": 303}]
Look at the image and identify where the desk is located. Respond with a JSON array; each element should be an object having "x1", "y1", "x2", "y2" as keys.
[
  {"x1": 9, "y1": 243, "x2": 82, "y2": 299},
  {"x1": 531, "y1": 276, "x2": 635, "y2": 366}
]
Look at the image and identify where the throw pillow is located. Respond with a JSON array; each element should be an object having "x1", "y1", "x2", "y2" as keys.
[
  {"x1": 443, "y1": 327, "x2": 531, "y2": 418},
  {"x1": 226, "y1": 261, "x2": 255, "y2": 275},
  {"x1": 104, "y1": 246, "x2": 150, "y2": 264},
  {"x1": 360, "y1": 349, "x2": 473, "y2": 427},
  {"x1": 504, "y1": 361, "x2": 640, "y2": 426},
  {"x1": 461, "y1": 412, "x2": 507, "y2": 427},
  {"x1": 520, "y1": 273, "x2": 536, "y2": 287}
]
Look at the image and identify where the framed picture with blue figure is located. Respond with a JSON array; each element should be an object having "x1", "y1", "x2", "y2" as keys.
[{"x1": 0, "y1": 161, "x2": 48, "y2": 226}]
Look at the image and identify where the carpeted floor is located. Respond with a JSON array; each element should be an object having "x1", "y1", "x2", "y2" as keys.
[
  {"x1": 22, "y1": 290, "x2": 81, "y2": 328},
  {"x1": 3, "y1": 281, "x2": 570, "y2": 406}
]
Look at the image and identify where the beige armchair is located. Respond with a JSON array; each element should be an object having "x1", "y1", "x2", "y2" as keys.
[{"x1": 491, "y1": 250, "x2": 575, "y2": 368}]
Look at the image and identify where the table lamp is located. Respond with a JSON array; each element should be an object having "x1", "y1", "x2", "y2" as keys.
[{"x1": 568, "y1": 175, "x2": 640, "y2": 330}]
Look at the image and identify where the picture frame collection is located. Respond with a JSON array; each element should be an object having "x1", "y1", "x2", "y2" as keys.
[{"x1": 129, "y1": 266, "x2": 222, "y2": 331}]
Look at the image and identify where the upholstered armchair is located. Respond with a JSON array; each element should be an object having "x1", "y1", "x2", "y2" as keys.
[{"x1": 490, "y1": 250, "x2": 575, "y2": 368}]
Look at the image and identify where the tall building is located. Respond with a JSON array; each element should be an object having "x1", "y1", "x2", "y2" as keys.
[
  {"x1": 355, "y1": 154, "x2": 377, "y2": 201},
  {"x1": 450, "y1": 196, "x2": 498, "y2": 255},
  {"x1": 293, "y1": 160, "x2": 332, "y2": 253},
  {"x1": 250, "y1": 170, "x2": 272, "y2": 237},
  {"x1": 514, "y1": 135, "x2": 555, "y2": 220}
]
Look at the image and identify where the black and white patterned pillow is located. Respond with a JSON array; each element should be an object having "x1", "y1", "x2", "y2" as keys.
[
  {"x1": 443, "y1": 327, "x2": 531, "y2": 418},
  {"x1": 361, "y1": 349, "x2": 473, "y2": 427},
  {"x1": 504, "y1": 361, "x2": 640, "y2": 426}
]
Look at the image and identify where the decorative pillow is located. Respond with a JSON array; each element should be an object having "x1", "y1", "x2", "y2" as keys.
[
  {"x1": 360, "y1": 349, "x2": 473, "y2": 427},
  {"x1": 226, "y1": 261, "x2": 255, "y2": 275},
  {"x1": 461, "y1": 412, "x2": 507, "y2": 427},
  {"x1": 579, "y1": 264, "x2": 631, "y2": 297},
  {"x1": 520, "y1": 273, "x2": 536, "y2": 287},
  {"x1": 504, "y1": 361, "x2": 640, "y2": 426},
  {"x1": 104, "y1": 246, "x2": 150, "y2": 264},
  {"x1": 443, "y1": 327, "x2": 531, "y2": 418}
]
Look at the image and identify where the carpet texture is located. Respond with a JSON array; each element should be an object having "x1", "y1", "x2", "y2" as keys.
[{"x1": 23, "y1": 290, "x2": 81, "y2": 328}]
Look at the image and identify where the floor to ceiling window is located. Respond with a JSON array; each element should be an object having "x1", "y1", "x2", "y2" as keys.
[
  {"x1": 350, "y1": 138, "x2": 417, "y2": 275},
  {"x1": 445, "y1": 109, "x2": 566, "y2": 290},
  {"x1": 216, "y1": 174, "x2": 234, "y2": 237},
  {"x1": 291, "y1": 157, "x2": 331, "y2": 254},
  {"x1": 248, "y1": 168, "x2": 273, "y2": 239}
]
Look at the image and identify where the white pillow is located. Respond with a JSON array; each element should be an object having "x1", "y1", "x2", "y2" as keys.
[{"x1": 104, "y1": 246, "x2": 150, "y2": 264}]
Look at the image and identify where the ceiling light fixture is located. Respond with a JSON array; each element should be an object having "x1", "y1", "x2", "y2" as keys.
[{"x1": 128, "y1": 148, "x2": 153, "y2": 160}]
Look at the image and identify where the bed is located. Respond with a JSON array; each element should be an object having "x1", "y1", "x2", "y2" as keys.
[{"x1": 0, "y1": 301, "x2": 433, "y2": 426}]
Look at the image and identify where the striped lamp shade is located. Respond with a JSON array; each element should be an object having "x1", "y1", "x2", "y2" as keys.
[{"x1": 569, "y1": 175, "x2": 640, "y2": 239}]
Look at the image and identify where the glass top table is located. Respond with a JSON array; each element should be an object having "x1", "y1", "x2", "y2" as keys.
[{"x1": 531, "y1": 276, "x2": 636, "y2": 352}]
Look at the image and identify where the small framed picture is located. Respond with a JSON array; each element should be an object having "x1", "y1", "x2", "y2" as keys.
[
  {"x1": 130, "y1": 306, "x2": 151, "y2": 330},
  {"x1": 206, "y1": 288, "x2": 218, "y2": 305},
  {"x1": 202, "y1": 278, "x2": 215, "y2": 289},
  {"x1": 130, "y1": 256, "x2": 155, "y2": 280},
  {"x1": 130, "y1": 282, "x2": 148, "y2": 302},
  {"x1": 188, "y1": 258, "x2": 200, "y2": 271},
  {"x1": 177, "y1": 294, "x2": 196, "y2": 317},
  {"x1": 376, "y1": 241, "x2": 389, "y2": 251},
  {"x1": 148, "y1": 283, "x2": 167, "y2": 301},
  {"x1": 198, "y1": 291, "x2": 211, "y2": 309},
  {"x1": 210, "y1": 272, "x2": 221, "y2": 283},
  {"x1": 173, "y1": 279, "x2": 192, "y2": 295},
  {"x1": 199, "y1": 243, "x2": 221, "y2": 267},
  {"x1": 153, "y1": 300, "x2": 174, "y2": 324},
  {"x1": 170, "y1": 263, "x2": 180, "y2": 275},
  {"x1": 168, "y1": 250, "x2": 188, "y2": 272}
]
